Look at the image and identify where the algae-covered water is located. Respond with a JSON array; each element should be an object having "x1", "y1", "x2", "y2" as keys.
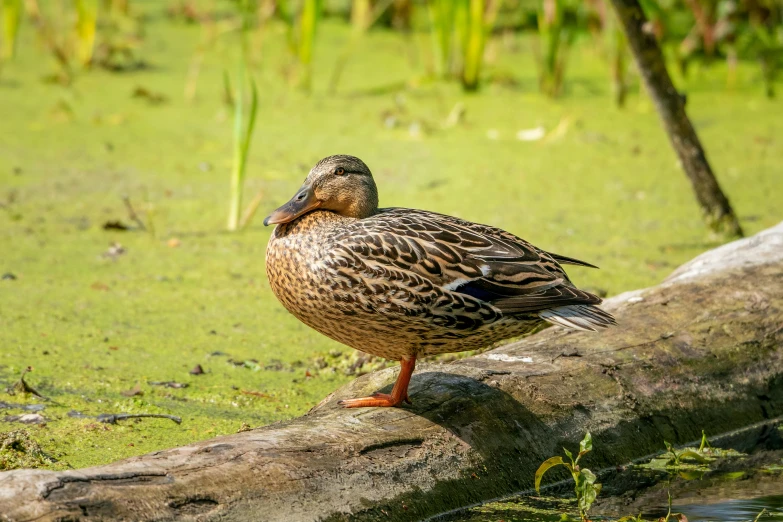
[{"x1": 1, "y1": 4, "x2": 782, "y2": 470}]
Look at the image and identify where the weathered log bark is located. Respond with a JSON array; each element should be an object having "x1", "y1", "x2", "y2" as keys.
[
  {"x1": 1, "y1": 223, "x2": 782, "y2": 522},
  {"x1": 609, "y1": 0, "x2": 743, "y2": 238}
]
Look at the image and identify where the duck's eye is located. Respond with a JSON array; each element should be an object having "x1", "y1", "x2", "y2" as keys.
[{"x1": 334, "y1": 167, "x2": 345, "y2": 176}]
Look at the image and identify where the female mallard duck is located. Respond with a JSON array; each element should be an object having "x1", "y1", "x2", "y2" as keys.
[{"x1": 264, "y1": 155, "x2": 615, "y2": 408}]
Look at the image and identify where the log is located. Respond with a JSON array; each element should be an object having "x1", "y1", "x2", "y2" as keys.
[
  {"x1": 1, "y1": 223, "x2": 782, "y2": 522},
  {"x1": 609, "y1": 0, "x2": 743, "y2": 238}
]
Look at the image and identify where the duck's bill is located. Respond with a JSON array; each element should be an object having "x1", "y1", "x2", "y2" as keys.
[{"x1": 263, "y1": 186, "x2": 321, "y2": 226}]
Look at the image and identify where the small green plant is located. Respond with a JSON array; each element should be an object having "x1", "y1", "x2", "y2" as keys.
[
  {"x1": 754, "y1": 509, "x2": 769, "y2": 522},
  {"x1": 281, "y1": 0, "x2": 323, "y2": 91},
  {"x1": 737, "y1": 22, "x2": 783, "y2": 99},
  {"x1": 426, "y1": 0, "x2": 499, "y2": 91},
  {"x1": 25, "y1": 0, "x2": 140, "y2": 83},
  {"x1": 663, "y1": 440, "x2": 709, "y2": 467},
  {"x1": 635, "y1": 433, "x2": 746, "y2": 522},
  {"x1": 427, "y1": 0, "x2": 456, "y2": 78},
  {"x1": 226, "y1": 1, "x2": 259, "y2": 232},
  {"x1": 535, "y1": 0, "x2": 571, "y2": 97},
  {"x1": 640, "y1": 431, "x2": 744, "y2": 474},
  {"x1": 535, "y1": 432, "x2": 601, "y2": 522}
]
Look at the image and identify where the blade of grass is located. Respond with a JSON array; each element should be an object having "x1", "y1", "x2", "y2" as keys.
[
  {"x1": 462, "y1": 0, "x2": 484, "y2": 90},
  {"x1": 227, "y1": 0, "x2": 258, "y2": 231},
  {"x1": 222, "y1": 68, "x2": 234, "y2": 108},
  {"x1": 227, "y1": 68, "x2": 259, "y2": 231},
  {"x1": 452, "y1": 0, "x2": 468, "y2": 78},
  {"x1": 74, "y1": 0, "x2": 98, "y2": 67},
  {"x1": 536, "y1": 0, "x2": 572, "y2": 97},
  {"x1": 296, "y1": 0, "x2": 322, "y2": 91},
  {"x1": 227, "y1": 63, "x2": 245, "y2": 231},
  {"x1": 350, "y1": 0, "x2": 370, "y2": 30},
  {"x1": 427, "y1": 0, "x2": 455, "y2": 78},
  {"x1": 240, "y1": 77, "x2": 259, "y2": 186},
  {"x1": 2, "y1": 0, "x2": 23, "y2": 60},
  {"x1": 608, "y1": 10, "x2": 628, "y2": 107}
]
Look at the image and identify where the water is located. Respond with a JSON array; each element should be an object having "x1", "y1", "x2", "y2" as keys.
[
  {"x1": 440, "y1": 483, "x2": 783, "y2": 522},
  {"x1": 438, "y1": 420, "x2": 783, "y2": 522},
  {"x1": 656, "y1": 495, "x2": 783, "y2": 521}
]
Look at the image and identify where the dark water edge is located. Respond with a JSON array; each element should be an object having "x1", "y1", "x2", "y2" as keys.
[{"x1": 432, "y1": 418, "x2": 783, "y2": 522}]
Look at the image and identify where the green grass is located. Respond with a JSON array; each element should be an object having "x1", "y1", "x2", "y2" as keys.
[{"x1": 0, "y1": 8, "x2": 781, "y2": 471}]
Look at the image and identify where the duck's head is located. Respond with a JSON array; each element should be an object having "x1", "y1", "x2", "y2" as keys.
[{"x1": 263, "y1": 155, "x2": 379, "y2": 226}]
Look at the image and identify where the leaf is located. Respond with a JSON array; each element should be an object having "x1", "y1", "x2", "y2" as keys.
[
  {"x1": 699, "y1": 430, "x2": 709, "y2": 451},
  {"x1": 678, "y1": 469, "x2": 706, "y2": 481},
  {"x1": 563, "y1": 446, "x2": 573, "y2": 463},
  {"x1": 535, "y1": 456, "x2": 566, "y2": 494},
  {"x1": 576, "y1": 469, "x2": 601, "y2": 516},
  {"x1": 648, "y1": 457, "x2": 673, "y2": 469},
  {"x1": 579, "y1": 432, "x2": 593, "y2": 454},
  {"x1": 579, "y1": 468, "x2": 598, "y2": 484},
  {"x1": 677, "y1": 449, "x2": 710, "y2": 463}
]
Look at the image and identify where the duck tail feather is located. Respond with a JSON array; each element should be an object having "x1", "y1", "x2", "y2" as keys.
[{"x1": 539, "y1": 304, "x2": 617, "y2": 332}]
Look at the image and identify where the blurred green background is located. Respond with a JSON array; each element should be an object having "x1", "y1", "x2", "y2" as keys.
[{"x1": 0, "y1": 0, "x2": 781, "y2": 471}]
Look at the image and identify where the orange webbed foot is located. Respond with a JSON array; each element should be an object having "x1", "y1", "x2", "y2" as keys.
[
  {"x1": 338, "y1": 357, "x2": 416, "y2": 408},
  {"x1": 338, "y1": 393, "x2": 406, "y2": 408}
]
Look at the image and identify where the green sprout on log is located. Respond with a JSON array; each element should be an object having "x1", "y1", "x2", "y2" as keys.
[{"x1": 535, "y1": 432, "x2": 601, "y2": 522}]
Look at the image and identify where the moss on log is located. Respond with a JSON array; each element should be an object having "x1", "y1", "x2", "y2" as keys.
[{"x1": 1, "y1": 223, "x2": 782, "y2": 522}]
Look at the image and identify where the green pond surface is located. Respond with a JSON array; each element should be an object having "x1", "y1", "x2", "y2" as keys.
[{"x1": 1, "y1": 3, "x2": 782, "y2": 472}]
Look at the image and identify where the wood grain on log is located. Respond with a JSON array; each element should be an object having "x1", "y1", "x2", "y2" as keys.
[{"x1": 1, "y1": 223, "x2": 782, "y2": 522}]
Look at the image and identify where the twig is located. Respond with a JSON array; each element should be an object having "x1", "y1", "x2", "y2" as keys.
[
  {"x1": 68, "y1": 410, "x2": 182, "y2": 425},
  {"x1": 122, "y1": 195, "x2": 147, "y2": 231},
  {"x1": 6, "y1": 366, "x2": 50, "y2": 401},
  {"x1": 97, "y1": 413, "x2": 182, "y2": 425}
]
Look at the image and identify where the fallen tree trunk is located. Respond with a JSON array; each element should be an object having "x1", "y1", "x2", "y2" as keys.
[{"x1": 1, "y1": 223, "x2": 782, "y2": 522}]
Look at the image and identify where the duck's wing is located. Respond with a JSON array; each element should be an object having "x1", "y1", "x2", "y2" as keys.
[{"x1": 333, "y1": 208, "x2": 608, "y2": 322}]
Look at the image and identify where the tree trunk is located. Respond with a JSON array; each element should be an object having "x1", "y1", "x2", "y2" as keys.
[
  {"x1": 609, "y1": 0, "x2": 743, "y2": 239},
  {"x1": 1, "y1": 223, "x2": 782, "y2": 522}
]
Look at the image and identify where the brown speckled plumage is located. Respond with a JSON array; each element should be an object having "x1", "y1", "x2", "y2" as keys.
[{"x1": 264, "y1": 155, "x2": 615, "y2": 407}]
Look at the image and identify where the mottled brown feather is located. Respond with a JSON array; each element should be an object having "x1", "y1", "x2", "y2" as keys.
[{"x1": 266, "y1": 206, "x2": 615, "y2": 360}]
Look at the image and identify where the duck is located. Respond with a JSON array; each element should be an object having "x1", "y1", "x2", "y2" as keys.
[{"x1": 264, "y1": 155, "x2": 615, "y2": 408}]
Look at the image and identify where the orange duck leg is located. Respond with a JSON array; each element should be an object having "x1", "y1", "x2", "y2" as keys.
[{"x1": 338, "y1": 356, "x2": 416, "y2": 408}]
